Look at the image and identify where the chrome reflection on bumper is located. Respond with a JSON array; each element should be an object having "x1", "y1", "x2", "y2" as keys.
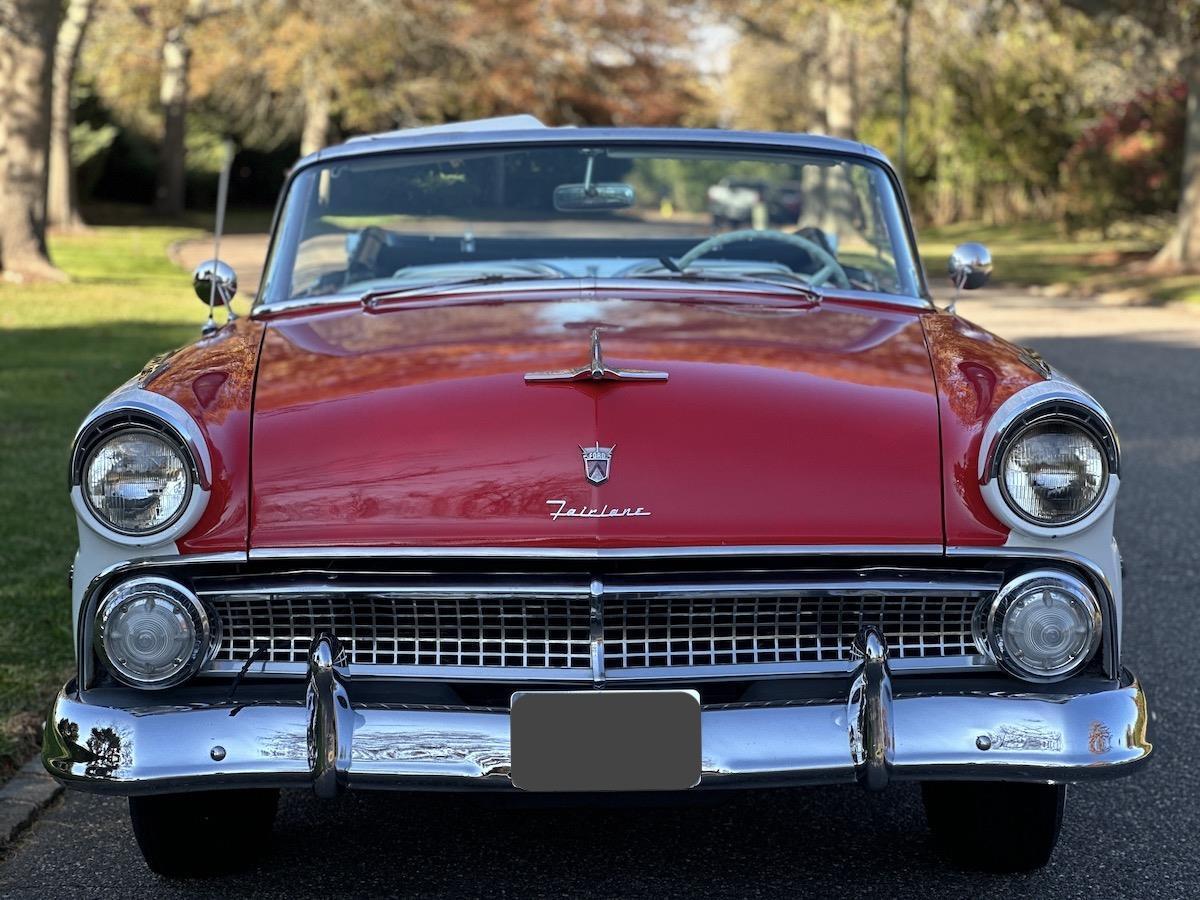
[{"x1": 43, "y1": 633, "x2": 1150, "y2": 796}]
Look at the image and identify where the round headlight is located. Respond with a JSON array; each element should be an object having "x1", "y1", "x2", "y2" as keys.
[
  {"x1": 986, "y1": 571, "x2": 1101, "y2": 682},
  {"x1": 94, "y1": 577, "x2": 213, "y2": 689},
  {"x1": 83, "y1": 428, "x2": 192, "y2": 535},
  {"x1": 1000, "y1": 420, "x2": 1108, "y2": 525}
]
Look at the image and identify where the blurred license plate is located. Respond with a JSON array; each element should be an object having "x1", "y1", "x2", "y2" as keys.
[{"x1": 510, "y1": 690, "x2": 701, "y2": 792}]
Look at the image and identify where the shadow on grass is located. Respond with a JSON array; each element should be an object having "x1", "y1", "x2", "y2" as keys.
[{"x1": 79, "y1": 202, "x2": 274, "y2": 234}]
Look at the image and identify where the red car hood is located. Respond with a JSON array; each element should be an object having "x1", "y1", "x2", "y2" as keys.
[{"x1": 249, "y1": 291, "x2": 944, "y2": 549}]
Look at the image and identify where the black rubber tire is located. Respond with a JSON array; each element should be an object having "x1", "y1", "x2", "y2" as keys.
[
  {"x1": 129, "y1": 789, "x2": 279, "y2": 878},
  {"x1": 922, "y1": 781, "x2": 1066, "y2": 872}
]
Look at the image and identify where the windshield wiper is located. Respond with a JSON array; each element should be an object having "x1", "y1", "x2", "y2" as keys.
[
  {"x1": 360, "y1": 273, "x2": 570, "y2": 308},
  {"x1": 632, "y1": 269, "x2": 823, "y2": 303}
]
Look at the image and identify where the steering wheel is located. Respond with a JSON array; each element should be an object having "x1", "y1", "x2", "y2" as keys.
[{"x1": 676, "y1": 228, "x2": 851, "y2": 289}]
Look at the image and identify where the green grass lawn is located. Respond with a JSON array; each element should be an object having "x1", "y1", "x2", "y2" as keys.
[
  {"x1": 0, "y1": 226, "x2": 208, "y2": 776},
  {"x1": 919, "y1": 220, "x2": 1200, "y2": 304}
]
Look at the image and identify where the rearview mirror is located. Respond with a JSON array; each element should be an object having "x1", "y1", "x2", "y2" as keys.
[
  {"x1": 553, "y1": 182, "x2": 635, "y2": 212},
  {"x1": 192, "y1": 259, "x2": 238, "y2": 307},
  {"x1": 948, "y1": 242, "x2": 992, "y2": 290}
]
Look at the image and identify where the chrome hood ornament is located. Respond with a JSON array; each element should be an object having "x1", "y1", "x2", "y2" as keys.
[
  {"x1": 525, "y1": 328, "x2": 668, "y2": 383},
  {"x1": 581, "y1": 442, "x2": 614, "y2": 484}
]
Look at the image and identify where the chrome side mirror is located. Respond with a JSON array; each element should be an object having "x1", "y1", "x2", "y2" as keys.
[
  {"x1": 192, "y1": 259, "x2": 238, "y2": 307},
  {"x1": 948, "y1": 242, "x2": 992, "y2": 290}
]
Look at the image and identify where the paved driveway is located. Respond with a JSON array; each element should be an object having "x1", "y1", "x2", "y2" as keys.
[
  {"x1": 171, "y1": 234, "x2": 270, "y2": 302},
  {"x1": 1, "y1": 285, "x2": 1195, "y2": 898}
]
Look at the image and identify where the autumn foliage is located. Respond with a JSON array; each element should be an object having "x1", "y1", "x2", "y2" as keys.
[{"x1": 1062, "y1": 81, "x2": 1187, "y2": 231}]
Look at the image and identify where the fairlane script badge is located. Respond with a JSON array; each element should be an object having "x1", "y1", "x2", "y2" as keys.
[
  {"x1": 546, "y1": 500, "x2": 651, "y2": 521},
  {"x1": 581, "y1": 442, "x2": 615, "y2": 485}
]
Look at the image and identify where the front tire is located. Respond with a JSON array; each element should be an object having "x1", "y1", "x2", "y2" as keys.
[
  {"x1": 922, "y1": 781, "x2": 1066, "y2": 872},
  {"x1": 129, "y1": 788, "x2": 279, "y2": 878}
]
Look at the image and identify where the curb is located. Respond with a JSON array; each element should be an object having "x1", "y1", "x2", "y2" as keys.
[{"x1": 0, "y1": 757, "x2": 62, "y2": 851}]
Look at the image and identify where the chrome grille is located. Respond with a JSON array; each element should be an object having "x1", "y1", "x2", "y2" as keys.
[
  {"x1": 209, "y1": 591, "x2": 592, "y2": 671},
  {"x1": 202, "y1": 575, "x2": 996, "y2": 680},
  {"x1": 604, "y1": 592, "x2": 980, "y2": 672}
]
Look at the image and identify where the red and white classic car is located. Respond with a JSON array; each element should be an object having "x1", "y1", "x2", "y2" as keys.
[{"x1": 44, "y1": 118, "x2": 1150, "y2": 877}]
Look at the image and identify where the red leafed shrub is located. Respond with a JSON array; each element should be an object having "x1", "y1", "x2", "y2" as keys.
[{"x1": 1062, "y1": 80, "x2": 1185, "y2": 231}]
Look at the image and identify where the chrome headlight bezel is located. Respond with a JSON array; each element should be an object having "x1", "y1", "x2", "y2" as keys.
[
  {"x1": 69, "y1": 398, "x2": 211, "y2": 546},
  {"x1": 980, "y1": 387, "x2": 1120, "y2": 537},
  {"x1": 92, "y1": 576, "x2": 217, "y2": 689},
  {"x1": 982, "y1": 569, "x2": 1102, "y2": 683}
]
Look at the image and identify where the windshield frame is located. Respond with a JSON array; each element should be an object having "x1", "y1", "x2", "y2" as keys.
[{"x1": 255, "y1": 134, "x2": 931, "y2": 315}]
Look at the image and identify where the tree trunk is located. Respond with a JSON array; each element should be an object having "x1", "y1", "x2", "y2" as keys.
[
  {"x1": 1151, "y1": 51, "x2": 1200, "y2": 270},
  {"x1": 300, "y1": 58, "x2": 332, "y2": 157},
  {"x1": 0, "y1": 0, "x2": 66, "y2": 282},
  {"x1": 896, "y1": 0, "x2": 913, "y2": 185},
  {"x1": 806, "y1": 10, "x2": 860, "y2": 237},
  {"x1": 155, "y1": 19, "x2": 191, "y2": 217},
  {"x1": 47, "y1": 0, "x2": 95, "y2": 231},
  {"x1": 825, "y1": 9, "x2": 857, "y2": 141}
]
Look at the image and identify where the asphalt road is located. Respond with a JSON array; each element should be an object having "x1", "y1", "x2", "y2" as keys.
[{"x1": 2, "y1": 288, "x2": 1196, "y2": 899}]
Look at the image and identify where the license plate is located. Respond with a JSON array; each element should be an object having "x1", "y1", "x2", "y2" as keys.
[{"x1": 510, "y1": 690, "x2": 701, "y2": 792}]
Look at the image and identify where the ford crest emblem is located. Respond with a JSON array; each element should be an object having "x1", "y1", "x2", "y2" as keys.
[{"x1": 580, "y1": 443, "x2": 615, "y2": 485}]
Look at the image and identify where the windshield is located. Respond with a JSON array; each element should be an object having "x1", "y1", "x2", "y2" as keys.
[{"x1": 259, "y1": 143, "x2": 923, "y2": 307}]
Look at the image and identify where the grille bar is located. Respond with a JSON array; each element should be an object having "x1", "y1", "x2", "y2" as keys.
[{"x1": 200, "y1": 574, "x2": 998, "y2": 681}]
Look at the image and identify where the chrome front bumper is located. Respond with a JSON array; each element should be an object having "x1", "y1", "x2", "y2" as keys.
[{"x1": 43, "y1": 634, "x2": 1151, "y2": 796}]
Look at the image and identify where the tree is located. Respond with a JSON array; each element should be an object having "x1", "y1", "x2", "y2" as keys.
[
  {"x1": 0, "y1": 0, "x2": 66, "y2": 282},
  {"x1": 76, "y1": 0, "x2": 700, "y2": 216},
  {"x1": 720, "y1": 1, "x2": 865, "y2": 137},
  {"x1": 444, "y1": 0, "x2": 700, "y2": 126},
  {"x1": 1064, "y1": 2, "x2": 1200, "y2": 268},
  {"x1": 47, "y1": 0, "x2": 96, "y2": 230}
]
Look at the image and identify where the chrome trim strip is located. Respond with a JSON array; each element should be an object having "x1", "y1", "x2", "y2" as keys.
[
  {"x1": 201, "y1": 654, "x2": 995, "y2": 682},
  {"x1": 605, "y1": 656, "x2": 993, "y2": 681},
  {"x1": 195, "y1": 577, "x2": 998, "y2": 600},
  {"x1": 589, "y1": 578, "x2": 605, "y2": 688},
  {"x1": 246, "y1": 544, "x2": 946, "y2": 560},
  {"x1": 204, "y1": 662, "x2": 591, "y2": 681},
  {"x1": 598, "y1": 578, "x2": 999, "y2": 597},
  {"x1": 201, "y1": 583, "x2": 592, "y2": 598},
  {"x1": 255, "y1": 280, "x2": 935, "y2": 318}
]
